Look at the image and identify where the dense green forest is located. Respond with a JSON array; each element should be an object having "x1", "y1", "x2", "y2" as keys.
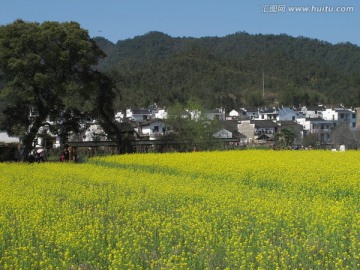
[{"x1": 94, "y1": 32, "x2": 360, "y2": 111}]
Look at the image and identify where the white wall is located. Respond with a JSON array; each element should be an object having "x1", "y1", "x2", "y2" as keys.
[
  {"x1": 141, "y1": 121, "x2": 167, "y2": 137},
  {"x1": 155, "y1": 109, "x2": 168, "y2": 119},
  {"x1": 0, "y1": 132, "x2": 20, "y2": 143},
  {"x1": 322, "y1": 109, "x2": 338, "y2": 121},
  {"x1": 237, "y1": 121, "x2": 255, "y2": 143},
  {"x1": 229, "y1": 110, "x2": 239, "y2": 117}
]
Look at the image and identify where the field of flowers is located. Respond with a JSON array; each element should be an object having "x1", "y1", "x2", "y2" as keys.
[{"x1": 0, "y1": 150, "x2": 359, "y2": 269}]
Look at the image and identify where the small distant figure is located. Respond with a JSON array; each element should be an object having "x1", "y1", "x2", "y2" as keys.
[
  {"x1": 70, "y1": 146, "x2": 78, "y2": 162},
  {"x1": 62, "y1": 144, "x2": 70, "y2": 162}
]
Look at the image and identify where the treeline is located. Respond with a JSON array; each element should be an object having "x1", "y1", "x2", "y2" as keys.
[{"x1": 94, "y1": 31, "x2": 360, "y2": 111}]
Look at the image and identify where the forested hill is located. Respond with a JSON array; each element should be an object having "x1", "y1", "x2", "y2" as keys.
[{"x1": 94, "y1": 32, "x2": 360, "y2": 111}]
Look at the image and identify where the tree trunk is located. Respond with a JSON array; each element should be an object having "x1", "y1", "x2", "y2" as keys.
[{"x1": 21, "y1": 117, "x2": 44, "y2": 161}]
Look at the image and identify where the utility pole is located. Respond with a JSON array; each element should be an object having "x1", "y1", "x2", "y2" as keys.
[{"x1": 262, "y1": 72, "x2": 265, "y2": 97}]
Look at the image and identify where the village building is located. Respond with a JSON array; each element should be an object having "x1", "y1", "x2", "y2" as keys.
[
  {"x1": 276, "y1": 107, "x2": 303, "y2": 121},
  {"x1": 237, "y1": 120, "x2": 279, "y2": 144},
  {"x1": 214, "y1": 120, "x2": 247, "y2": 145},
  {"x1": 227, "y1": 108, "x2": 249, "y2": 120},
  {"x1": 322, "y1": 107, "x2": 357, "y2": 130},
  {"x1": 2, "y1": 103, "x2": 360, "y2": 157},
  {"x1": 126, "y1": 109, "x2": 153, "y2": 122},
  {"x1": 138, "y1": 119, "x2": 167, "y2": 140},
  {"x1": 296, "y1": 117, "x2": 335, "y2": 144},
  {"x1": 237, "y1": 120, "x2": 256, "y2": 144},
  {"x1": 125, "y1": 104, "x2": 167, "y2": 122},
  {"x1": 253, "y1": 120, "x2": 280, "y2": 145},
  {"x1": 258, "y1": 107, "x2": 278, "y2": 120},
  {"x1": 204, "y1": 108, "x2": 226, "y2": 121},
  {"x1": 244, "y1": 108, "x2": 259, "y2": 120},
  {"x1": 301, "y1": 105, "x2": 326, "y2": 118}
]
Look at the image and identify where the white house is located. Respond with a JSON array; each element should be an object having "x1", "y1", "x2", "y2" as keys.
[
  {"x1": 258, "y1": 107, "x2": 278, "y2": 120},
  {"x1": 126, "y1": 109, "x2": 153, "y2": 122},
  {"x1": 322, "y1": 107, "x2": 357, "y2": 130},
  {"x1": 228, "y1": 109, "x2": 240, "y2": 118},
  {"x1": 126, "y1": 104, "x2": 168, "y2": 122},
  {"x1": 139, "y1": 119, "x2": 167, "y2": 140},
  {"x1": 227, "y1": 108, "x2": 248, "y2": 120},
  {"x1": 301, "y1": 105, "x2": 326, "y2": 118}
]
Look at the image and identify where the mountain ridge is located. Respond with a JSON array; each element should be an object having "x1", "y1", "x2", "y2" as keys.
[{"x1": 94, "y1": 31, "x2": 360, "y2": 111}]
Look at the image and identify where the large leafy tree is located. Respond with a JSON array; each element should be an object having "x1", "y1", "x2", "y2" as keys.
[
  {"x1": 274, "y1": 128, "x2": 295, "y2": 148},
  {"x1": 0, "y1": 20, "x2": 118, "y2": 159},
  {"x1": 165, "y1": 100, "x2": 221, "y2": 152}
]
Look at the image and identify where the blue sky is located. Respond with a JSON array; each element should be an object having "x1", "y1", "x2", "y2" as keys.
[{"x1": 1, "y1": 0, "x2": 359, "y2": 45}]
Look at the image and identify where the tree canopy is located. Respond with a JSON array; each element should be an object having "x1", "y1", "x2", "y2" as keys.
[
  {"x1": 165, "y1": 100, "x2": 221, "y2": 152},
  {"x1": 0, "y1": 20, "x2": 117, "y2": 159}
]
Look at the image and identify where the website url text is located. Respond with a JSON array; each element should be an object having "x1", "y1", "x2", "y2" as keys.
[{"x1": 262, "y1": 5, "x2": 354, "y2": 14}]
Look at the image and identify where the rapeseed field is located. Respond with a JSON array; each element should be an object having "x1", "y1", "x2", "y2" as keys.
[{"x1": 0, "y1": 150, "x2": 359, "y2": 269}]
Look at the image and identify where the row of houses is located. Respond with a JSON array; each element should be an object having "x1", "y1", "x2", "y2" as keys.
[
  {"x1": 113, "y1": 104, "x2": 359, "y2": 146},
  {"x1": 1, "y1": 104, "x2": 359, "y2": 152},
  {"x1": 230, "y1": 105, "x2": 359, "y2": 145}
]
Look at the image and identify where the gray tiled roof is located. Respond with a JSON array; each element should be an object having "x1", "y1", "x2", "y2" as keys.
[{"x1": 251, "y1": 120, "x2": 279, "y2": 128}]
